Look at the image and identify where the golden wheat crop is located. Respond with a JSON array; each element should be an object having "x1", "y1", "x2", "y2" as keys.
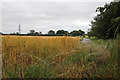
[{"x1": 2, "y1": 35, "x2": 80, "y2": 78}]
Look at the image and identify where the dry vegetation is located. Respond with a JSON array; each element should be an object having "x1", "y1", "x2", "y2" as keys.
[
  {"x1": 2, "y1": 36, "x2": 80, "y2": 78},
  {"x1": 2, "y1": 35, "x2": 120, "y2": 78}
]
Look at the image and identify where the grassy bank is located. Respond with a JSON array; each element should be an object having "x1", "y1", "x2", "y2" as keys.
[{"x1": 89, "y1": 35, "x2": 120, "y2": 78}]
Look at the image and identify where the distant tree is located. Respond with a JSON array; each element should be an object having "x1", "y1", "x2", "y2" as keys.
[
  {"x1": 16, "y1": 32, "x2": 19, "y2": 35},
  {"x1": 64, "y1": 31, "x2": 69, "y2": 36},
  {"x1": 39, "y1": 31, "x2": 42, "y2": 35},
  {"x1": 70, "y1": 29, "x2": 85, "y2": 36},
  {"x1": 10, "y1": 32, "x2": 19, "y2": 35},
  {"x1": 48, "y1": 30, "x2": 55, "y2": 35},
  {"x1": 30, "y1": 30, "x2": 35, "y2": 35},
  {"x1": 70, "y1": 30, "x2": 79, "y2": 36},
  {"x1": 56, "y1": 30, "x2": 69, "y2": 36},
  {"x1": 56, "y1": 30, "x2": 64, "y2": 35},
  {"x1": 0, "y1": 32, "x2": 2, "y2": 35},
  {"x1": 10, "y1": 32, "x2": 15, "y2": 35},
  {"x1": 26, "y1": 30, "x2": 42, "y2": 36},
  {"x1": 78, "y1": 29, "x2": 85, "y2": 35},
  {"x1": 34, "y1": 32, "x2": 39, "y2": 36}
]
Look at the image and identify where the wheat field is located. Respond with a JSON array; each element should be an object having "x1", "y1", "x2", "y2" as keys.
[
  {"x1": 2, "y1": 35, "x2": 119, "y2": 78},
  {"x1": 2, "y1": 35, "x2": 81, "y2": 78}
]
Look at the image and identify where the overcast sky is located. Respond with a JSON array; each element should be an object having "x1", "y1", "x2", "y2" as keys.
[{"x1": 1, "y1": 0, "x2": 113, "y2": 34}]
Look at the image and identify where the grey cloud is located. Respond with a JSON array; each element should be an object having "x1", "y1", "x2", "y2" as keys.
[
  {"x1": 2, "y1": 2, "x2": 109, "y2": 34},
  {"x1": 1, "y1": 0, "x2": 112, "y2": 2}
]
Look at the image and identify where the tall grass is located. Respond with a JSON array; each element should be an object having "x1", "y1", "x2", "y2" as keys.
[
  {"x1": 2, "y1": 35, "x2": 119, "y2": 78},
  {"x1": 2, "y1": 36, "x2": 80, "y2": 78},
  {"x1": 89, "y1": 35, "x2": 120, "y2": 78}
]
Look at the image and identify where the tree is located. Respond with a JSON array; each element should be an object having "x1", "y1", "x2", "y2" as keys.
[
  {"x1": 48, "y1": 30, "x2": 55, "y2": 35},
  {"x1": 56, "y1": 30, "x2": 64, "y2": 35},
  {"x1": 10, "y1": 32, "x2": 19, "y2": 35},
  {"x1": 56, "y1": 30, "x2": 69, "y2": 36},
  {"x1": 88, "y1": 2, "x2": 120, "y2": 39},
  {"x1": 30, "y1": 30, "x2": 35, "y2": 35},
  {"x1": 64, "y1": 31, "x2": 69, "y2": 36},
  {"x1": 70, "y1": 30, "x2": 79, "y2": 36},
  {"x1": 16, "y1": 32, "x2": 19, "y2": 35},
  {"x1": 70, "y1": 29, "x2": 85, "y2": 36},
  {"x1": 27, "y1": 30, "x2": 42, "y2": 36},
  {"x1": 0, "y1": 32, "x2": 2, "y2": 35},
  {"x1": 78, "y1": 29, "x2": 85, "y2": 35},
  {"x1": 39, "y1": 31, "x2": 42, "y2": 35},
  {"x1": 34, "y1": 32, "x2": 39, "y2": 36}
]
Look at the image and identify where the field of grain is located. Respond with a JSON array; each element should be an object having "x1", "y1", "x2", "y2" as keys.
[
  {"x1": 2, "y1": 35, "x2": 119, "y2": 78},
  {"x1": 2, "y1": 36, "x2": 81, "y2": 78}
]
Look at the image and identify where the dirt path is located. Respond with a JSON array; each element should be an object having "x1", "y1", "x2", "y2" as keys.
[
  {"x1": 81, "y1": 38, "x2": 109, "y2": 60},
  {"x1": 81, "y1": 38, "x2": 98, "y2": 46},
  {"x1": 81, "y1": 38, "x2": 92, "y2": 43}
]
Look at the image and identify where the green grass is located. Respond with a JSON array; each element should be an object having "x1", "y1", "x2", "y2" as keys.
[{"x1": 89, "y1": 35, "x2": 120, "y2": 78}]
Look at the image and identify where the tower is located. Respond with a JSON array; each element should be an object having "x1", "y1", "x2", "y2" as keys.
[{"x1": 18, "y1": 24, "x2": 21, "y2": 34}]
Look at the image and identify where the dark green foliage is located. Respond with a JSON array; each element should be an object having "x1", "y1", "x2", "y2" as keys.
[
  {"x1": 4, "y1": 29, "x2": 85, "y2": 36},
  {"x1": 88, "y1": 1, "x2": 120, "y2": 39},
  {"x1": 10, "y1": 32, "x2": 20, "y2": 35},
  {"x1": 0, "y1": 32, "x2": 2, "y2": 35},
  {"x1": 27, "y1": 30, "x2": 42, "y2": 36},
  {"x1": 70, "y1": 29, "x2": 85, "y2": 36},
  {"x1": 56, "y1": 30, "x2": 69, "y2": 36},
  {"x1": 34, "y1": 32, "x2": 40, "y2": 36},
  {"x1": 30, "y1": 30, "x2": 35, "y2": 35},
  {"x1": 48, "y1": 30, "x2": 55, "y2": 35}
]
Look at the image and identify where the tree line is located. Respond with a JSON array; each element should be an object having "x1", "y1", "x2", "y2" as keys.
[
  {"x1": 88, "y1": 1, "x2": 120, "y2": 39},
  {"x1": 2, "y1": 29, "x2": 85, "y2": 36}
]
